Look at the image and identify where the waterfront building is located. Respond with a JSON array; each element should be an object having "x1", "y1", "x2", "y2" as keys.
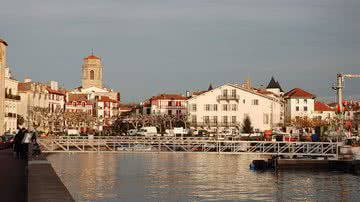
[
  {"x1": 313, "y1": 101, "x2": 336, "y2": 121},
  {"x1": 94, "y1": 96, "x2": 119, "y2": 131},
  {"x1": 65, "y1": 94, "x2": 94, "y2": 132},
  {"x1": 68, "y1": 54, "x2": 120, "y2": 131},
  {"x1": 284, "y1": 88, "x2": 316, "y2": 124},
  {"x1": 4, "y1": 66, "x2": 20, "y2": 133},
  {"x1": 186, "y1": 83, "x2": 284, "y2": 134},
  {"x1": 0, "y1": 38, "x2": 8, "y2": 134},
  {"x1": 140, "y1": 94, "x2": 187, "y2": 116},
  {"x1": 46, "y1": 81, "x2": 66, "y2": 113},
  {"x1": 18, "y1": 78, "x2": 50, "y2": 130},
  {"x1": 118, "y1": 104, "x2": 136, "y2": 118}
]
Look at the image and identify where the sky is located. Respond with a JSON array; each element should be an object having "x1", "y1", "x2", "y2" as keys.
[{"x1": 0, "y1": 0, "x2": 359, "y2": 103}]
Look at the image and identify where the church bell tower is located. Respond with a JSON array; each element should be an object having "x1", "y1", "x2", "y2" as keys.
[{"x1": 82, "y1": 54, "x2": 103, "y2": 89}]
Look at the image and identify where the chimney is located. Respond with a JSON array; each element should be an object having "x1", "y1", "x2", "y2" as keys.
[
  {"x1": 244, "y1": 77, "x2": 251, "y2": 89},
  {"x1": 50, "y1": 81, "x2": 58, "y2": 90},
  {"x1": 186, "y1": 91, "x2": 190, "y2": 98}
]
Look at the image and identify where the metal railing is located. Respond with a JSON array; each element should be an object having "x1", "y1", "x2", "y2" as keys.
[
  {"x1": 37, "y1": 137, "x2": 338, "y2": 158},
  {"x1": 5, "y1": 94, "x2": 21, "y2": 101},
  {"x1": 217, "y1": 95, "x2": 240, "y2": 101}
]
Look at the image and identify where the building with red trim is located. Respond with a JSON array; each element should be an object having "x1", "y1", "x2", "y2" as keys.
[
  {"x1": 313, "y1": 101, "x2": 336, "y2": 120},
  {"x1": 284, "y1": 88, "x2": 316, "y2": 123},
  {"x1": 67, "y1": 54, "x2": 121, "y2": 132},
  {"x1": 46, "y1": 81, "x2": 66, "y2": 113},
  {"x1": 140, "y1": 94, "x2": 187, "y2": 116}
]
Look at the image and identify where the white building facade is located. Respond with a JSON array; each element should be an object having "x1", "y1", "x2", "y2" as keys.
[
  {"x1": 186, "y1": 84, "x2": 284, "y2": 134},
  {"x1": 46, "y1": 81, "x2": 66, "y2": 113},
  {"x1": 313, "y1": 101, "x2": 336, "y2": 121},
  {"x1": 4, "y1": 67, "x2": 20, "y2": 133},
  {"x1": 284, "y1": 88, "x2": 316, "y2": 124},
  {"x1": 18, "y1": 78, "x2": 49, "y2": 129},
  {"x1": 143, "y1": 94, "x2": 187, "y2": 116}
]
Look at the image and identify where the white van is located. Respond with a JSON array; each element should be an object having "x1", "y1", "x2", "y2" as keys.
[
  {"x1": 173, "y1": 127, "x2": 187, "y2": 136},
  {"x1": 128, "y1": 129, "x2": 138, "y2": 136},
  {"x1": 137, "y1": 127, "x2": 158, "y2": 136},
  {"x1": 67, "y1": 129, "x2": 80, "y2": 136}
]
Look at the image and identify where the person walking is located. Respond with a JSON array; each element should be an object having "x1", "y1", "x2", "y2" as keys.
[
  {"x1": 13, "y1": 128, "x2": 24, "y2": 159},
  {"x1": 21, "y1": 128, "x2": 29, "y2": 159}
]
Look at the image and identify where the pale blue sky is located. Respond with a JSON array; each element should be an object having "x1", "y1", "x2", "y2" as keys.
[{"x1": 0, "y1": 0, "x2": 359, "y2": 102}]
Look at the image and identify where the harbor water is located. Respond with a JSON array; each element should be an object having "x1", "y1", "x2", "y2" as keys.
[{"x1": 47, "y1": 153, "x2": 360, "y2": 202}]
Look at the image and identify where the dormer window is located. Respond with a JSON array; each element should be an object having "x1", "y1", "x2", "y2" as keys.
[
  {"x1": 82, "y1": 101, "x2": 86, "y2": 107},
  {"x1": 73, "y1": 102, "x2": 77, "y2": 107}
]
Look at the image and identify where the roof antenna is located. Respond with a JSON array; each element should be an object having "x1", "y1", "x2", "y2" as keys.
[{"x1": 91, "y1": 48, "x2": 94, "y2": 56}]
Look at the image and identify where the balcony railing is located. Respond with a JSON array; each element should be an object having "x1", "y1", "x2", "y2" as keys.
[
  {"x1": 216, "y1": 95, "x2": 239, "y2": 101},
  {"x1": 5, "y1": 113, "x2": 17, "y2": 118},
  {"x1": 5, "y1": 94, "x2": 21, "y2": 101}
]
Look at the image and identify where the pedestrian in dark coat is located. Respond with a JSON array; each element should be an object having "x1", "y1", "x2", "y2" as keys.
[
  {"x1": 21, "y1": 128, "x2": 29, "y2": 159},
  {"x1": 13, "y1": 129, "x2": 24, "y2": 159}
]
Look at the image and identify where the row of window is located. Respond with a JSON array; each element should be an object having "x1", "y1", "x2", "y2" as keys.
[
  {"x1": 191, "y1": 114, "x2": 270, "y2": 125},
  {"x1": 190, "y1": 100, "x2": 259, "y2": 112},
  {"x1": 67, "y1": 109, "x2": 92, "y2": 114},
  {"x1": 167, "y1": 101, "x2": 182, "y2": 107},
  {"x1": 295, "y1": 99, "x2": 309, "y2": 104},
  {"x1": 49, "y1": 94, "x2": 63, "y2": 101},
  {"x1": 73, "y1": 102, "x2": 87, "y2": 107},
  {"x1": 222, "y1": 89, "x2": 237, "y2": 96},
  {"x1": 168, "y1": 110, "x2": 182, "y2": 115},
  {"x1": 192, "y1": 115, "x2": 238, "y2": 124},
  {"x1": 296, "y1": 106, "x2": 308, "y2": 112}
]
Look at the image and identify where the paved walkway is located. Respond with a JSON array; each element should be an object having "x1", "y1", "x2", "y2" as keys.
[{"x1": 0, "y1": 148, "x2": 26, "y2": 202}]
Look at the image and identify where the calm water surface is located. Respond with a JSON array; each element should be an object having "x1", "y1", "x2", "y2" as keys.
[{"x1": 47, "y1": 153, "x2": 360, "y2": 202}]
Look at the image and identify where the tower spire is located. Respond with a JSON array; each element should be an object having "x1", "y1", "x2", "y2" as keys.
[{"x1": 208, "y1": 83, "x2": 213, "y2": 91}]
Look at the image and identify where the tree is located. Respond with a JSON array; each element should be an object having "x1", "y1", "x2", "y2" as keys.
[
  {"x1": 176, "y1": 113, "x2": 189, "y2": 129},
  {"x1": 64, "y1": 111, "x2": 96, "y2": 131},
  {"x1": 291, "y1": 117, "x2": 328, "y2": 129},
  {"x1": 242, "y1": 116, "x2": 253, "y2": 133},
  {"x1": 28, "y1": 107, "x2": 50, "y2": 132},
  {"x1": 127, "y1": 114, "x2": 143, "y2": 129}
]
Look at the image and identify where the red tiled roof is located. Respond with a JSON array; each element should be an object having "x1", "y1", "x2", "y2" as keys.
[
  {"x1": 98, "y1": 96, "x2": 118, "y2": 103},
  {"x1": 0, "y1": 38, "x2": 8, "y2": 46},
  {"x1": 192, "y1": 91, "x2": 207, "y2": 96},
  {"x1": 46, "y1": 87, "x2": 66, "y2": 95},
  {"x1": 67, "y1": 94, "x2": 92, "y2": 105},
  {"x1": 18, "y1": 82, "x2": 31, "y2": 91},
  {"x1": 150, "y1": 94, "x2": 186, "y2": 100},
  {"x1": 119, "y1": 107, "x2": 132, "y2": 111},
  {"x1": 284, "y1": 88, "x2": 316, "y2": 99},
  {"x1": 84, "y1": 55, "x2": 100, "y2": 60},
  {"x1": 315, "y1": 101, "x2": 335, "y2": 111},
  {"x1": 256, "y1": 89, "x2": 279, "y2": 97}
]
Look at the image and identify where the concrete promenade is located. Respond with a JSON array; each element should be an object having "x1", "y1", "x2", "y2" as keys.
[
  {"x1": 27, "y1": 144, "x2": 74, "y2": 202},
  {"x1": 0, "y1": 148, "x2": 26, "y2": 202},
  {"x1": 0, "y1": 146, "x2": 74, "y2": 202}
]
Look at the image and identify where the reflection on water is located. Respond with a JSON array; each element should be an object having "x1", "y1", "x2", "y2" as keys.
[{"x1": 47, "y1": 153, "x2": 360, "y2": 202}]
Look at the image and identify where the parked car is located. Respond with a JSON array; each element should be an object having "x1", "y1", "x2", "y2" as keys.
[
  {"x1": 3, "y1": 134, "x2": 15, "y2": 145},
  {"x1": 0, "y1": 136, "x2": 12, "y2": 149}
]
